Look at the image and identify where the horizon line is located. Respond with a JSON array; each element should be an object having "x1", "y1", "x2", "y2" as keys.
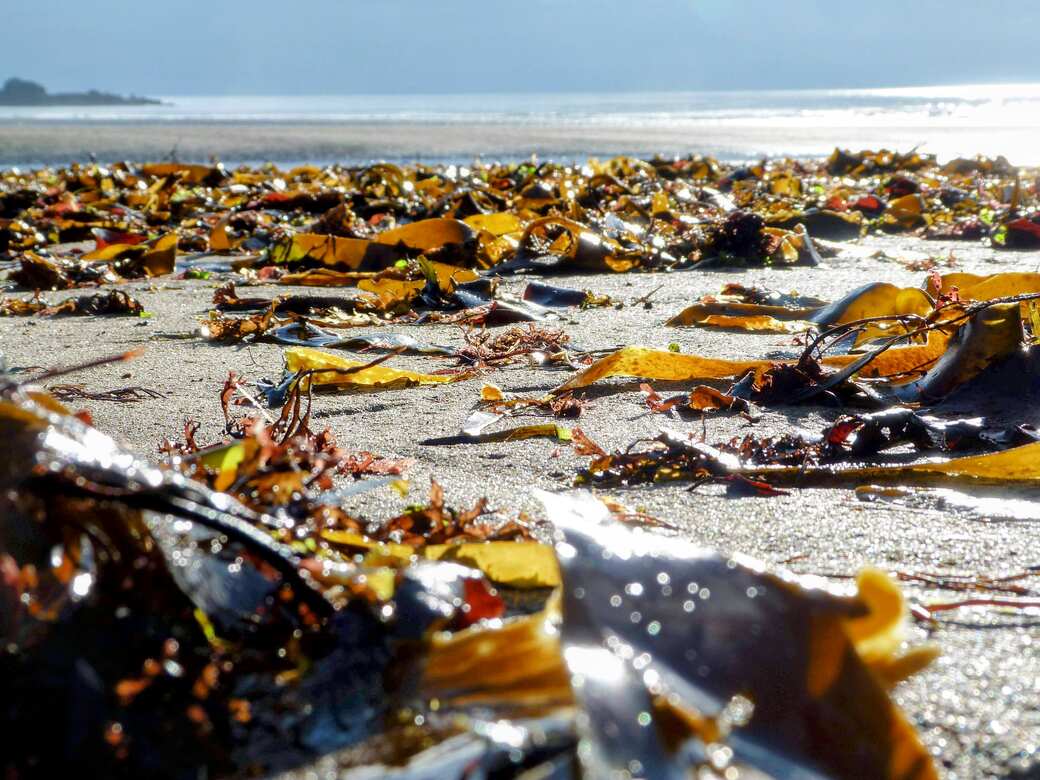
[{"x1": 17, "y1": 79, "x2": 1040, "y2": 101}]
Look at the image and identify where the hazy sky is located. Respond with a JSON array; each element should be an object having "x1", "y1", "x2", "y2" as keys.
[{"x1": 4, "y1": 0, "x2": 1040, "y2": 95}]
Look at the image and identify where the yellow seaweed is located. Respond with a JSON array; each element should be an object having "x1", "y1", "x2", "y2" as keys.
[
  {"x1": 284, "y1": 346, "x2": 454, "y2": 391},
  {"x1": 555, "y1": 337, "x2": 950, "y2": 393},
  {"x1": 554, "y1": 346, "x2": 774, "y2": 393},
  {"x1": 425, "y1": 541, "x2": 561, "y2": 588}
]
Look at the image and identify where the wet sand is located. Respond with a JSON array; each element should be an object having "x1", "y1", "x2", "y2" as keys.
[{"x1": 1, "y1": 121, "x2": 1036, "y2": 166}]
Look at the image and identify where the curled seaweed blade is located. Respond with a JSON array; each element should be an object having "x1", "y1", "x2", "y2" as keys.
[
  {"x1": 668, "y1": 281, "x2": 931, "y2": 337},
  {"x1": 809, "y1": 282, "x2": 932, "y2": 327},
  {"x1": 894, "y1": 304, "x2": 1027, "y2": 402},
  {"x1": 271, "y1": 219, "x2": 478, "y2": 271},
  {"x1": 498, "y1": 216, "x2": 646, "y2": 274}
]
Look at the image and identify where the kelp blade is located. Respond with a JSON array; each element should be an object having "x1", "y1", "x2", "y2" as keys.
[
  {"x1": 284, "y1": 346, "x2": 454, "y2": 390},
  {"x1": 540, "y1": 490, "x2": 936, "y2": 780},
  {"x1": 554, "y1": 340, "x2": 950, "y2": 393},
  {"x1": 554, "y1": 346, "x2": 773, "y2": 393}
]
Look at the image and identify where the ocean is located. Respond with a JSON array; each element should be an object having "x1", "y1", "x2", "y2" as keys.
[{"x1": 2, "y1": 83, "x2": 1039, "y2": 166}]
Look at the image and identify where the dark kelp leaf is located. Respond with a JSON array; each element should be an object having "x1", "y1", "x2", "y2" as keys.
[
  {"x1": 1, "y1": 290, "x2": 144, "y2": 317},
  {"x1": 539, "y1": 490, "x2": 937, "y2": 780},
  {"x1": 268, "y1": 322, "x2": 455, "y2": 355},
  {"x1": 894, "y1": 304, "x2": 1026, "y2": 402}
]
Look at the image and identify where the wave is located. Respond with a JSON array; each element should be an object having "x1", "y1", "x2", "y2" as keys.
[{"x1": 3, "y1": 83, "x2": 1040, "y2": 128}]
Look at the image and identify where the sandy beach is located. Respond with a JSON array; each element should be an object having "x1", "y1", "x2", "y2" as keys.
[
  {"x1": 3, "y1": 228, "x2": 1039, "y2": 777},
  {"x1": 6, "y1": 0, "x2": 1040, "y2": 767}
]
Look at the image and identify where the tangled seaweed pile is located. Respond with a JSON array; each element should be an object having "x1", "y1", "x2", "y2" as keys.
[{"x1": 0, "y1": 149, "x2": 1037, "y2": 282}]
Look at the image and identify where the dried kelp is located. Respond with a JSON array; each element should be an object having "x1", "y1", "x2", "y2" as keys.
[
  {"x1": 575, "y1": 425, "x2": 1040, "y2": 492},
  {"x1": 456, "y1": 323, "x2": 572, "y2": 368},
  {"x1": 1, "y1": 290, "x2": 144, "y2": 317},
  {"x1": 3, "y1": 150, "x2": 1037, "y2": 286},
  {"x1": 48, "y1": 384, "x2": 164, "y2": 402}
]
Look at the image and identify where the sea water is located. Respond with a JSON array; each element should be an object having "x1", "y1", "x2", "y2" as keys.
[{"x1": 2, "y1": 83, "x2": 1039, "y2": 165}]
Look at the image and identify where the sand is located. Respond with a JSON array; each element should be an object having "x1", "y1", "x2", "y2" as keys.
[{"x1": 2, "y1": 232, "x2": 1040, "y2": 778}]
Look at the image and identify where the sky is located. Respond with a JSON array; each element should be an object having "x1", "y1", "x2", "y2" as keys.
[{"x1": 4, "y1": 0, "x2": 1040, "y2": 95}]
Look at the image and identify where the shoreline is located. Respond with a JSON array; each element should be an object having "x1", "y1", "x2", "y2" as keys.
[{"x1": 1, "y1": 121, "x2": 1037, "y2": 167}]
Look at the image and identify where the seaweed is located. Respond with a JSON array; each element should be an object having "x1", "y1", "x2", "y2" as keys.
[
  {"x1": 0, "y1": 361, "x2": 940, "y2": 778},
  {"x1": 1, "y1": 290, "x2": 144, "y2": 317},
  {"x1": 7, "y1": 146, "x2": 1040, "y2": 777},
  {"x1": 1, "y1": 150, "x2": 1035, "y2": 286}
]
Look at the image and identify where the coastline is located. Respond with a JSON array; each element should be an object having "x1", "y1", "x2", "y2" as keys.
[{"x1": 2, "y1": 120, "x2": 1038, "y2": 166}]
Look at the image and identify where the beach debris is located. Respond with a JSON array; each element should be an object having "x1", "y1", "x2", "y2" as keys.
[
  {"x1": 5, "y1": 147, "x2": 1040, "y2": 777},
  {"x1": 2, "y1": 149, "x2": 1035, "y2": 285},
  {"x1": 8, "y1": 251, "x2": 120, "y2": 289},
  {"x1": 455, "y1": 323, "x2": 572, "y2": 368},
  {"x1": 81, "y1": 232, "x2": 178, "y2": 277},
  {"x1": 254, "y1": 345, "x2": 462, "y2": 407},
  {"x1": 540, "y1": 490, "x2": 937, "y2": 779},
  {"x1": 422, "y1": 420, "x2": 573, "y2": 447},
  {"x1": 0, "y1": 289, "x2": 144, "y2": 317},
  {"x1": 521, "y1": 280, "x2": 613, "y2": 308},
  {"x1": 266, "y1": 321, "x2": 455, "y2": 354},
  {"x1": 668, "y1": 280, "x2": 933, "y2": 340},
  {"x1": 640, "y1": 381, "x2": 754, "y2": 417},
  {"x1": 478, "y1": 382, "x2": 587, "y2": 418},
  {"x1": 47, "y1": 384, "x2": 165, "y2": 402},
  {"x1": 0, "y1": 366, "x2": 939, "y2": 776},
  {"x1": 561, "y1": 284, "x2": 1040, "y2": 412},
  {"x1": 574, "y1": 425, "x2": 1040, "y2": 492}
]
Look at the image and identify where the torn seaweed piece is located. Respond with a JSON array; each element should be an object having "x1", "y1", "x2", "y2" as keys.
[
  {"x1": 522, "y1": 281, "x2": 610, "y2": 308},
  {"x1": 1, "y1": 290, "x2": 145, "y2": 317},
  {"x1": 422, "y1": 422, "x2": 572, "y2": 446},
  {"x1": 267, "y1": 321, "x2": 455, "y2": 355},
  {"x1": 213, "y1": 281, "x2": 363, "y2": 315},
  {"x1": 828, "y1": 408, "x2": 1037, "y2": 457},
  {"x1": 9, "y1": 251, "x2": 118, "y2": 289},
  {"x1": 641, "y1": 382, "x2": 754, "y2": 417}
]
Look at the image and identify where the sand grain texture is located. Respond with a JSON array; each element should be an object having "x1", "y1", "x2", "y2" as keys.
[{"x1": 3, "y1": 235, "x2": 1040, "y2": 778}]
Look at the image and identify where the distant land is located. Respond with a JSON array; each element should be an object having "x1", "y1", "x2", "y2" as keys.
[{"x1": 0, "y1": 77, "x2": 160, "y2": 106}]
